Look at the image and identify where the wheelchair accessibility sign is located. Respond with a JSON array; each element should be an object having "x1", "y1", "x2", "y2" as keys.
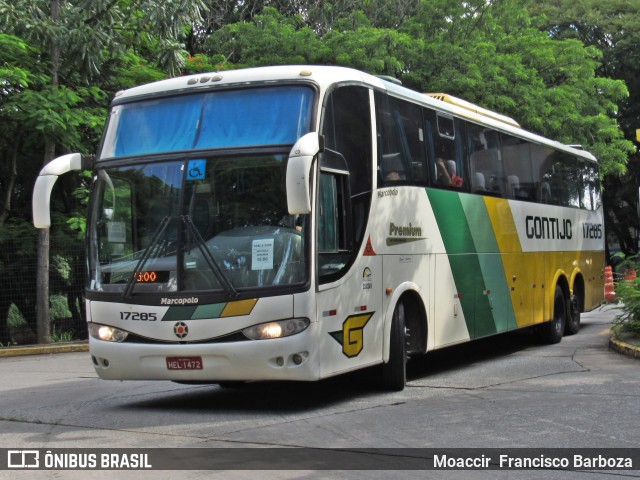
[{"x1": 187, "y1": 159, "x2": 206, "y2": 180}]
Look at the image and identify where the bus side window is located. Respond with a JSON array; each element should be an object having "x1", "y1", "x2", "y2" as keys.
[
  {"x1": 530, "y1": 144, "x2": 554, "y2": 204},
  {"x1": 317, "y1": 171, "x2": 351, "y2": 276},
  {"x1": 583, "y1": 162, "x2": 601, "y2": 210},
  {"x1": 501, "y1": 134, "x2": 535, "y2": 201},
  {"x1": 543, "y1": 152, "x2": 581, "y2": 207},
  {"x1": 376, "y1": 94, "x2": 426, "y2": 186},
  {"x1": 467, "y1": 123, "x2": 501, "y2": 195},
  {"x1": 318, "y1": 172, "x2": 339, "y2": 253},
  {"x1": 429, "y1": 112, "x2": 466, "y2": 190}
]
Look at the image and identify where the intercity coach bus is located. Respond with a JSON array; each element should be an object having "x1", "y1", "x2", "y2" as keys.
[{"x1": 33, "y1": 65, "x2": 604, "y2": 391}]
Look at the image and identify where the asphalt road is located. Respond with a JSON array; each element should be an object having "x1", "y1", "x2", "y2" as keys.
[{"x1": 0, "y1": 304, "x2": 638, "y2": 480}]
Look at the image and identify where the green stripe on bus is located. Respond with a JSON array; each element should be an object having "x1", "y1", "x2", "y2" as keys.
[
  {"x1": 192, "y1": 303, "x2": 227, "y2": 320},
  {"x1": 460, "y1": 195, "x2": 515, "y2": 333},
  {"x1": 427, "y1": 189, "x2": 476, "y2": 254},
  {"x1": 427, "y1": 189, "x2": 508, "y2": 337},
  {"x1": 162, "y1": 306, "x2": 198, "y2": 321}
]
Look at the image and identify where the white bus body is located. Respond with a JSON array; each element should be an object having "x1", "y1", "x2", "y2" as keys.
[{"x1": 33, "y1": 66, "x2": 604, "y2": 390}]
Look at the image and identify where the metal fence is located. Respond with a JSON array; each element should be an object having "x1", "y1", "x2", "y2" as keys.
[{"x1": 0, "y1": 236, "x2": 86, "y2": 347}]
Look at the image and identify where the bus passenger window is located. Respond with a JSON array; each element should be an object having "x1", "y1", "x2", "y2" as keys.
[
  {"x1": 543, "y1": 153, "x2": 581, "y2": 207},
  {"x1": 428, "y1": 111, "x2": 466, "y2": 189},
  {"x1": 467, "y1": 124, "x2": 501, "y2": 195},
  {"x1": 376, "y1": 93, "x2": 426, "y2": 186},
  {"x1": 501, "y1": 135, "x2": 534, "y2": 201}
]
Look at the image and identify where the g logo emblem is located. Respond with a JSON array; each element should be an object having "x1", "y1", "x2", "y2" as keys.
[
  {"x1": 329, "y1": 313, "x2": 374, "y2": 358},
  {"x1": 174, "y1": 322, "x2": 188, "y2": 339}
]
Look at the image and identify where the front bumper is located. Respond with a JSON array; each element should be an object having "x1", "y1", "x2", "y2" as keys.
[{"x1": 89, "y1": 322, "x2": 319, "y2": 382}]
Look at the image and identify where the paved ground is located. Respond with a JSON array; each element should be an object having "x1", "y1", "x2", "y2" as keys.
[{"x1": 0, "y1": 304, "x2": 638, "y2": 480}]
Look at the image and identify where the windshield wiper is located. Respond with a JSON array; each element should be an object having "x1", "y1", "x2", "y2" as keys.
[
  {"x1": 181, "y1": 215, "x2": 238, "y2": 297},
  {"x1": 123, "y1": 215, "x2": 171, "y2": 298}
]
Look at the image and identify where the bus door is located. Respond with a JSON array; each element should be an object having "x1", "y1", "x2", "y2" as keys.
[{"x1": 315, "y1": 169, "x2": 383, "y2": 377}]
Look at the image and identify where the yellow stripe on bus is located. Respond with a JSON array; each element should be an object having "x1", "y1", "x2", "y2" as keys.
[{"x1": 220, "y1": 298, "x2": 259, "y2": 317}]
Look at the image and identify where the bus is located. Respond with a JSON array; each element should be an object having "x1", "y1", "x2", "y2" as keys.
[{"x1": 32, "y1": 65, "x2": 604, "y2": 391}]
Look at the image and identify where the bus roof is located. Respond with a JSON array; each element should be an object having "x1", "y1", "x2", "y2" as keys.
[
  {"x1": 112, "y1": 65, "x2": 596, "y2": 163},
  {"x1": 424, "y1": 93, "x2": 521, "y2": 129}
]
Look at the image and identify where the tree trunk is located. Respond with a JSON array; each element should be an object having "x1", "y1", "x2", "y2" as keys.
[
  {"x1": 36, "y1": 228, "x2": 51, "y2": 344},
  {"x1": 36, "y1": 0, "x2": 61, "y2": 344},
  {"x1": 0, "y1": 129, "x2": 22, "y2": 227}
]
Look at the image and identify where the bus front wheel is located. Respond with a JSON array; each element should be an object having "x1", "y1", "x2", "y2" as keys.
[{"x1": 381, "y1": 300, "x2": 407, "y2": 391}]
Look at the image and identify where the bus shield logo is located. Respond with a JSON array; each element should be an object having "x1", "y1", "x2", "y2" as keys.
[{"x1": 174, "y1": 322, "x2": 189, "y2": 339}]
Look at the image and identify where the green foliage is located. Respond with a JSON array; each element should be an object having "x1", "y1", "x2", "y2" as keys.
[
  {"x1": 51, "y1": 330, "x2": 75, "y2": 343},
  {"x1": 50, "y1": 294, "x2": 71, "y2": 321},
  {"x1": 201, "y1": 1, "x2": 633, "y2": 177},
  {"x1": 614, "y1": 278, "x2": 640, "y2": 336},
  {"x1": 7, "y1": 304, "x2": 26, "y2": 328},
  {"x1": 183, "y1": 53, "x2": 230, "y2": 75},
  {"x1": 0, "y1": 0, "x2": 206, "y2": 79},
  {"x1": 206, "y1": 8, "x2": 325, "y2": 67},
  {"x1": 322, "y1": 22, "x2": 414, "y2": 75},
  {"x1": 398, "y1": 0, "x2": 634, "y2": 177},
  {"x1": 108, "y1": 53, "x2": 168, "y2": 90},
  {"x1": 0, "y1": 0, "x2": 639, "y2": 345}
]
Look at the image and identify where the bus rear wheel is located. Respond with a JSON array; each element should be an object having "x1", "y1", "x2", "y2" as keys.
[
  {"x1": 540, "y1": 285, "x2": 566, "y2": 344},
  {"x1": 564, "y1": 293, "x2": 581, "y2": 335},
  {"x1": 381, "y1": 300, "x2": 407, "y2": 391}
]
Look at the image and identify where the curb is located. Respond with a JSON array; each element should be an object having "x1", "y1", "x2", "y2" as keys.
[
  {"x1": 609, "y1": 336, "x2": 640, "y2": 361},
  {"x1": 0, "y1": 342, "x2": 89, "y2": 358}
]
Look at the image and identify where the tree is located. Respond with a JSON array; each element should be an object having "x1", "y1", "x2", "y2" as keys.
[
  {"x1": 203, "y1": 0, "x2": 633, "y2": 180},
  {"x1": 0, "y1": 0, "x2": 205, "y2": 343},
  {"x1": 531, "y1": 0, "x2": 640, "y2": 256},
  {"x1": 398, "y1": 0, "x2": 634, "y2": 177},
  {"x1": 205, "y1": 7, "x2": 325, "y2": 67},
  {"x1": 0, "y1": 32, "x2": 103, "y2": 343}
]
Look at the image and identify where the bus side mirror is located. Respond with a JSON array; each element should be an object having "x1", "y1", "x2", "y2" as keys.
[
  {"x1": 286, "y1": 133, "x2": 320, "y2": 214},
  {"x1": 32, "y1": 153, "x2": 93, "y2": 228}
]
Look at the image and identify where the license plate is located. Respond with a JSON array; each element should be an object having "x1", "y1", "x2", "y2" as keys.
[{"x1": 166, "y1": 356, "x2": 203, "y2": 370}]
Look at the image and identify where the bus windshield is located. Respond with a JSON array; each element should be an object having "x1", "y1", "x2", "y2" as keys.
[
  {"x1": 88, "y1": 154, "x2": 307, "y2": 296},
  {"x1": 100, "y1": 85, "x2": 315, "y2": 158}
]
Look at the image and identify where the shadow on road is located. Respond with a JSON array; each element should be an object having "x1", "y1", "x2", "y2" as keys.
[{"x1": 120, "y1": 324, "x2": 597, "y2": 413}]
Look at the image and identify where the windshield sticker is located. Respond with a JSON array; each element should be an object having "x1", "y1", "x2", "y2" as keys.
[
  {"x1": 252, "y1": 239, "x2": 274, "y2": 270},
  {"x1": 186, "y1": 159, "x2": 206, "y2": 180},
  {"x1": 107, "y1": 222, "x2": 126, "y2": 243}
]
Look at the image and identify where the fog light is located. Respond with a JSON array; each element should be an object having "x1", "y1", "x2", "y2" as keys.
[
  {"x1": 291, "y1": 352, "x2": 308, "y2": 365},
  {"x1": 242, "y1": 318, "x2": 309, "y2": 340},
  {"x1": 88, "y1": 323, "x2": 128, "y2": 342}
]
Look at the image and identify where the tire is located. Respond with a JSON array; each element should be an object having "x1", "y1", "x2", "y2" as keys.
[
  {"x1": 564, "y1": 293, "x2": 581, "y2": 335},
  {"x1": 381, "y1": 300, "x2": 407, "y2": 391},
  {"x1": 540, "y1": 285, "x2": 566, "y2": 344}
]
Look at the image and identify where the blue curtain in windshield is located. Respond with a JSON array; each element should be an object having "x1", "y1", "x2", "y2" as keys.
[
  {"x1": 110, "y1": 86, "x2": 314, "y2": 158},
  {"x1": 115, "y1": 96, "x2": 202, "y2": 156}
]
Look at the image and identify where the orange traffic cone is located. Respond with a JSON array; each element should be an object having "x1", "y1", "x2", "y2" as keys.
[
  {"x1": 604, "y1": 266, "x2": 616, "y2": 302},
  {"x1": 624, "y1": 268, "x2": 636, "y2": 281}
]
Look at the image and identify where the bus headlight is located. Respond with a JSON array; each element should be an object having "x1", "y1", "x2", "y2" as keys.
[
  {"x1": 242, "y1": 318, "x2": 310, "y2": 340},
  {"x1": 88, "y1": 323, "x2": 128, "y2": 342}
]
